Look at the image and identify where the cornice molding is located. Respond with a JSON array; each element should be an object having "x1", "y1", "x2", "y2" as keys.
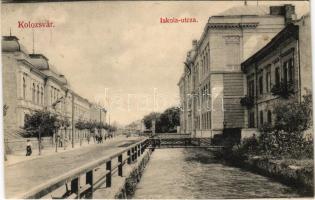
[{"x1": 208, "y1": 22, "x2": 259, "y2": 29}]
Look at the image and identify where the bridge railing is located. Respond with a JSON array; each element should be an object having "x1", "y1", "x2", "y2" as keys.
[
  {"x1": 15, "y1": 138, "x2": 150, "y2": 199},
  {"x1": 149, "y1": 137, "x2": 224, "y2": 149}
]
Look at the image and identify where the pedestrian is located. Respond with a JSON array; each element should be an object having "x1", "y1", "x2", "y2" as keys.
[
  {"x1": 26, "y1": 139, "x2": 32, "y2": 156},
  {"x1": 100, "y1": 134, "x2": 103, "y2": 143},
  {"x1": 64, "y1": 137, "x2": 68, "y2": 150},
  {"x1": 87, "y1": 134, "x2": 90, "y2": 144}
]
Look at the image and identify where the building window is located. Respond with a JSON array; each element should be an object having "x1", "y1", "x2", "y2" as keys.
[
  {"x1": 32, "y1": 83, "x2": 35, "y2": 102},
  {"x1": 208, "y1": 111, "x2": 211, "y2": 129},
  {"x1": 275, "y1": 67, "x2": 280, "y2": 86},
  {"x1": 259, "y1": 76, "x2": 263, "y2": 95},
  {"x1": 205, "y1": 53, "x2": 208, "y2": 72},
  {"x1": 50, "y1": 87, "x2": 53, "y2": 104},
  {"x1": 37, "y1": 85, "x2": 40, "y2": 104},
  {"x1": 283, "y1": 61, "x2": 288, "y2": 85},
  {"x1": 23, "y1": 77, "x2": 26, "y2": 99},
  {"x1": 41, "y1": 87, "x2": 44, "y2": 105},
  {"x1": 267, "y1": 110, "x2": 272, "y2": 124},
  {"x1": 248, "y1": 79, "x2": 255, "y2": 98},
  {"x1": 260, "y1": 111, "x2": 264, "y2": 126},
  {"x1": 249, "y1": 111, "x2": 255, "y2": 128},
  {"x1": 266, "y1": 70, "x2": 271, "y2": 93},
  {"x1": 288, "y1": 58, "x2": 294, "y2": 83}
]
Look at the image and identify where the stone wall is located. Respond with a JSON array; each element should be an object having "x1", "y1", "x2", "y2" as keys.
[
  {"x1": 245, "y1": 157, "x2": 314, "y2": 196},
  {"x1": 115, "y1": 150, "x2": 152, "y2": 199}
]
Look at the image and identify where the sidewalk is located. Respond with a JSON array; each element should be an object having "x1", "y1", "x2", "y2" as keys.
[
  {"x1": 5, "y1": 136, "x2": 144, "y2": 198},
  {"x1": 5, "y1": 135, "x2": 126, "y2": 166}
]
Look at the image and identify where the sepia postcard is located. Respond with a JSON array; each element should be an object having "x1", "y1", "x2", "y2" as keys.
[{"x1": 0, "y1": 0, "x2": 314, "y2": 199}]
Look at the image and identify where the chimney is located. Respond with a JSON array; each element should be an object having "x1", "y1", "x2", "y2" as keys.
[
  {"x1": 269, "y1": 4, "x2": 295, "y2": 25},
  {"x1": 192, "y1": 40, "x2": 198, "y2": 49},
  {"x1": 284, "y1": 4, "x2": 296, "y2": 24}
]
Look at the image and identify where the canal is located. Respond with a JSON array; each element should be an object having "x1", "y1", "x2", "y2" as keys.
[{"x1": 133, "y1": 148, "x2": 301, "y2": 199}]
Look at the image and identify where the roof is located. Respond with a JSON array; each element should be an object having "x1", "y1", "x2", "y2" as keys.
[
  {"x1": 216, "y1": 5, "x2": 269, "y2": 17},
  {"x1": 28, "y1": 54, "x2": 50, "y2": 70},
  {"x1": 2, "y1": 36, "x2": 20, "y2": 52},
  {"x1": 241, "y1": 23, "x2": 299, "y2": 72}
]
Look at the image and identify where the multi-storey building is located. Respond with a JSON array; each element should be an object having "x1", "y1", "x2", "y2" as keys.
[
  {"x1": 241, "y1": 14, "x2": 311, "y2": 132},
  {"x1": 2, "y1": 35, "x2": 107, "y2": 140},
  {"x1": 178, "y1": 5, "x2": 297, "y2": 137}
]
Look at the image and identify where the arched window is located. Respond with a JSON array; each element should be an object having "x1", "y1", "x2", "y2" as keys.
[
  {"x1": 23, "y1": 77, "x2": 26, "y2": 99},
  {"x1": 206, "y1": 52, "x2": 208, "y2": 72},
  {"x1": 267, "y1": 110, "x2": 272, "y2": 124},
  {"x1": 259, "y1": 76, "x2": 263, "y2": 95},
  {"x1": 50, "y1": 89, "x2": 53, "y2": 105},
  {"x1": 41, "y1": 87, "x2": 44, "y2": 105},
  {"x1": 37, "y1": 85, "x2": 40, "y2": 104},
  {"x1": 275, "y1": 67, "x2": 280, "y2": 86},
  {"x1": 260, "y1": 111, "x2": 264, "y2": 126},
  {"x1": 32, "y1": 83, "x2": 35, "y2": 102}
]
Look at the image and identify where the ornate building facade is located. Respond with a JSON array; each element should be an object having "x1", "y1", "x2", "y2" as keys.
[
  {"x1": 241, "y1": 14, "x2": 311, "y2": 134},
  {"x1": 178, "y1": 5, "x2": 298, "y2": 137},
  {"x1": 2, "y1": 36, "x2": 107, "y2": 140}
]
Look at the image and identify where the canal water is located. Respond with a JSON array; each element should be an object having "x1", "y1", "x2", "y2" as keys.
[{"x1": 133, "y1": 148, "x2": 301, "y2": 199}]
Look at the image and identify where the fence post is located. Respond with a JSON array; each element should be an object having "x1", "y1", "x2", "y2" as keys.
[
  {"x1": 106, "y1": 161, "x2": 112, "y2": 187},
  {"x1": 118, "y1": 154, "x2": 123, "y2": 177},
  {"x1": 71, "y1": 177, "x2": 80, "y2": 199},
  {"x1": 86, "y1": 170, "x2": 93, "y2": 198},
  {"x1": 127, "y1": 150, "x2": 131, "y2": 164},
  {"x1": 134, "y1": 146, "x2": 138, "y2": 160},
  {"x1": 138, "y1": 144, "x2": 141, "y2": 157},
  {"x1": 141, "y1": 143, "x2": 144, "y2": 154},
  {"x1": 131, "y1": 147, "x2": 135, "y2": 162}
]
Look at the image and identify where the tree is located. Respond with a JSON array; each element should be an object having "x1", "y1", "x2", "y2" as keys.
[
  {"x1": 259, "y1": 90, "x2": 313, "y2": 158},
  {"x1": 143, "y1": 112, "x2": 160, "y2": 130},
  {"x1": 108, "y1": 125, "x2": 117, "y2": 132},
  {"x1": 240, "y1": 95, "x2": 254, "y2": 108},
  {"x1": 142, "y1": 107, "x2": 180, "y2": 133},
  {"x1": 75, "y1": 119, "x2": 86, "y2": 130},
  {"x1": 23, "y1": 110, "x2": 59, "y2": 138},
  {"x1": 271, "y1": 80, "x2": 295, "y2": 99},
  {"x1": 273, "y1": 91, "x2": 312, "y2": 133},
  {"x1": 158, "y1": 107, "x2": 180, "y2": 133}
]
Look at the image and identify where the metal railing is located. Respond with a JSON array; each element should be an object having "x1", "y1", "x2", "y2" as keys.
[
  {"x1": 15, "y1": 139, "x2": 150, "y2": 199},
  {"x1": 149, "y1": 137, "x2": 224, "y2": 149}
]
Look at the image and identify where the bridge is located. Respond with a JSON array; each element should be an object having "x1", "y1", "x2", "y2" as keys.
[
  {"x1": 10, "y1": 135, "x2": 223, "y2": 199},
  {"x1": 149, "y1": 133, "x2": 224, "y2": 150}
]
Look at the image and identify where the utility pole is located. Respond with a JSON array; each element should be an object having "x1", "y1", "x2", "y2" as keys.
[
  {"x1": 38, "y1": 125, "x2": 42, "y2": 155},
  {"x1": 71, "y1": 94, "x2": 75, "y2": 148},
  {"x1": 32, "y1": 30, "x2": 35, "y2": 54},
  {"x1": 108, "y1": 112, "x2": 110, "y2": 127}
]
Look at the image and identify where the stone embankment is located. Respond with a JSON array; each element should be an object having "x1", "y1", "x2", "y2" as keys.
[
  {"x1": 93, "y1": 149, "x2": 152, "y2": 199},
  {"x1": 214, "y1": 148, "x2": 314, "y2": 196},
  {"x1": 244, "y1": 157, "x2": 314, "y2": 195}
]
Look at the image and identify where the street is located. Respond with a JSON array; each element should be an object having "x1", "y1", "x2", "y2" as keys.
[{"x1": 5, "y1": 137, "x2": 143, "y2": 198}]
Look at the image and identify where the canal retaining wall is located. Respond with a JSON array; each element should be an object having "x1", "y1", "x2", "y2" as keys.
[
  {"x1": 93, "y1": 149, "x2": 152, "y2": 199},
  {"x1": 115, "y1": 149, "x2": 152, "y2": 198},
  {"x1": 244, "y1": 157, "x2": 314, "y2": 195},
  {"x1": 215, "y1": 149, "x2": 314, "y2": 196}
]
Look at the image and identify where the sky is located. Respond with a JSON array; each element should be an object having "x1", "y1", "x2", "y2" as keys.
[{"x1": 1, "y1": 1, "x2": 310, "y2": 125}]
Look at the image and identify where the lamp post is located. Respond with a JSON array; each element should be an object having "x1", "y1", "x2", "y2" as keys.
[
  {"x1": 54, "y1": 120, "x2": 60, "y2": 152},
  {"x1": 38, "y1": 124, "x2": 42, "y2": 156}
]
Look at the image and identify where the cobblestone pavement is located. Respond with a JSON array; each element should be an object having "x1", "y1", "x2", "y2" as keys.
[{"x1": 4, "y1": 136, "x2": 143, "y2": 198}]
